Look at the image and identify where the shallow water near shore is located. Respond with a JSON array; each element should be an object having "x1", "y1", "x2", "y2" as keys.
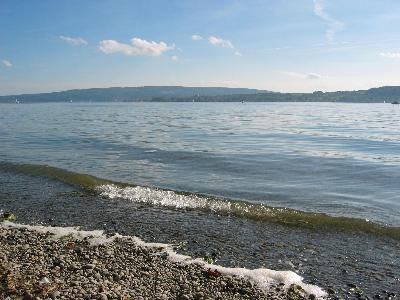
[
  {"x1": 1, "y1": 170, "x2": 399, "y2": 298},
  {"x1": 1, "y1": 102, "x2": 400, "y2": 298}
]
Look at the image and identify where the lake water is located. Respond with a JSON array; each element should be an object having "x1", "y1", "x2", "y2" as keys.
[
  {"x1": 1, "y1": 102, "x2": 399, "y2": 226},
  {"x1": 1, "y1": 102, "x2": 399, "y2": 297}
]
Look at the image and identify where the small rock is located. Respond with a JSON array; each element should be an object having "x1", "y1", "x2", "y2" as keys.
[
  {"x1": 327, "y1": 288, "x2": 335, "y2": 295},
  {"x1": 287, "y1": 284, "x2": 307, "y2": 300},
  {"x1": 50, "y1": 291, "x2": 61, "y2": 299},
  {"x1": 84, "y1": 263, "x2": 95, "y2": 269},
  {"x1": 23, "y1": 291, "x2": 34, "y2": 300},
  {"x1": 99, "y1": 293, "x2": 108, "y2": 300},
  {"x1": 39, "y1": 276, "x2": 50, "y2": 286}
]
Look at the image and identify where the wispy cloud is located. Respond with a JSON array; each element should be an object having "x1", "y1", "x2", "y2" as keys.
[
  {"x1": 307, "y1": 72, "x2": 322, "y2": 79},
  {"x1": 59, "y1": 35, "x2": 88, "y2": 46},
  {"x1": 313, "y1": 0, "x2": 344, "y2": 43},
  {"x1": 191, "y1": 35, "x2": 203, "y2": 41},
  {"x1": 1, "y1": 59, "x2": 12, "y2": 67},
  {"x1": 379, "y1": 52, "x2": 400, "y2": 59},
  {"x1": 208, "y1": 36, "x2": 234, "y2": 49},
  {"x1": 171, "y1": 55, "x2": 178, "y2": 61},
  {"x1": 283, "y1": 71, "x2": 322, "y2": 80},
  {"x1": 234, "y1": 51, "x2": 242, "y2": 56},
  {"x1": 99, "y1": 38, "x2": 174, "y2": 56}
]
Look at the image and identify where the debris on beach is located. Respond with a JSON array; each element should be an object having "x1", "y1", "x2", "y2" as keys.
[{"x1": 0, "y1": 212, "x2": 17, "y2": 222}]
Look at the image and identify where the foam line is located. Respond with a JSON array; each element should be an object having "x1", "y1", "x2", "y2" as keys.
[{"x1": 0, "y1": 221, "x2": 326, "y2": 298}]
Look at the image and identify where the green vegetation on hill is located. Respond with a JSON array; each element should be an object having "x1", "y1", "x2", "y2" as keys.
[
  {"x1": 1, "y1": 86, "x2": 400, "y2": 103},
  {"x1": 0, "y1": 86, "x2": 266, "y2": 103},
  {"x1": 151, "y1": 86, "x2": 400, "y2": 103}
]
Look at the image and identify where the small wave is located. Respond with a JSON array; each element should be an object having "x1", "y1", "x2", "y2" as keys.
[
  {"x1": 0, "y1": 221, "x2": 326, "y2": 297},
  {"x1": 97, "y1": 184, "x2": 232, "y2": 212},
  {"x1": 1, "y1": 161, "x2": 399, "y2": 240},
  {"x1": 97, "y1": 184, "x2": 400, "y2": 240}
]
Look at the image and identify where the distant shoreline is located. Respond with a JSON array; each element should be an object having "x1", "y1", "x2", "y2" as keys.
[
  {"x1": 1, "y1": 85, "x2": 400, "y2": 103},
  {"x1": 0, "y1": 100, "x2": 397, "y2": 104}
]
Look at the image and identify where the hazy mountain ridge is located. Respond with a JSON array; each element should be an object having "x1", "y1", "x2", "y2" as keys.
[{"x1": 1, "y1": 86, "x2": 400, "y2": 103}]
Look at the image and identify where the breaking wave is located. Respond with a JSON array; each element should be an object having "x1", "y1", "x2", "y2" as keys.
[{"x1": 1, "y1": 161, "x2": 399, "y2": 240}]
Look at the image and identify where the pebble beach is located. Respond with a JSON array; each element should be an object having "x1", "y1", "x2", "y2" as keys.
[{"x1": 0, "y1": 222, "x2": 319, "y2": 300}]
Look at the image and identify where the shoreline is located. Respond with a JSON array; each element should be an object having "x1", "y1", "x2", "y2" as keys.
[
  {"x1": 0, "y1": 221, "x2": 324, "y2": 300},
  {"x1": 1, "y1": 169, "x2": 399, "y2": 299}
]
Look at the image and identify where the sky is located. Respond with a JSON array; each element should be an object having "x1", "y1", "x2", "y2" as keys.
[{"x1": 1, "y1": 0, "x2": 400, "y2": 95}]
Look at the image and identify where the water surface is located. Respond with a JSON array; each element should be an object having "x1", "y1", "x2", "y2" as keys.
[{"x1": 1, "y1": 102, "x2": 399, "y2": 226}]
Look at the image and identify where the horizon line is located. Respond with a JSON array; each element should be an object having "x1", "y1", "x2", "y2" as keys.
[{"x1": 0, "y1": 84, "x2": 398, "y2": 98}]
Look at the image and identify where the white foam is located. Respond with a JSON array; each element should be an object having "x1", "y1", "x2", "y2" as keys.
[
  {"x1": 0, "y1": 221, "x2": 120, "y2": 246},
  {"x1": 0, "y1": 221, "x2": 326, "y2": 298},
  {"x1": 161, "y1": 248, "x2": 326, "y2": 297},
  {"x1": 97, "y1": 184, "x2": 232, "y2": 212}
]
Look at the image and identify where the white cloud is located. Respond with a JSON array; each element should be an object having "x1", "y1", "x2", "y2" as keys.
[
  {"x1": 171, "y1": 55, "x2": 178, "y2": 61},
  {"x1": 99, "y1": 38, "x2": 174, "y2": 56},
  {"x1": 59, "y1": 35, "x2": 88, "y2": 46},
  {"x1": 307, "y1": 72, "x2": 322, "y2": 79},
  {"x1": 234, "y1": 51, "x2": 242, "y2": 56},
  {"x1": 208, "y1": 36, "x2": 234, "y2": 48},
  {"x1": 313, "y1": 0, "x2": 344, "y2": 43},
  {"x1": 283, "y1": 71, "x2": 322, "y2": 80},
  {"x1": 2, "y1": 59, "x2": 12, "y2": 67},
  {"x1": 379, "y1": 52, "x2": 400, "y2": 59},
  {"x1": 191, "y1": 35, "x2": 203, "y2": 41}
]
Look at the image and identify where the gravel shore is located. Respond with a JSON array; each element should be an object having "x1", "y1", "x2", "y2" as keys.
[{"x1": 0, "y1": 222, "x2": 320, "y2": 300}]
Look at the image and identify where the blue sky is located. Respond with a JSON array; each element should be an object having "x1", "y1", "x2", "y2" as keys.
[{"x1": 1, "y1": 0, "x2": 400, "y2": 95}]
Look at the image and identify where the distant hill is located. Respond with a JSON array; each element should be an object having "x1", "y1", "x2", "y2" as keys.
[
  {"x1": 150, "y1": 86, "x2": 400, "y2": 103},
  {"x1": 1, "y1": 85, "x2": 400, "y2": 103},
  {"x1": 0, "y1": 86, "x2": 267, "y2": 103},
  {"x1": 151, "y1": 86, "x2": 400, "y2": 103}
]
